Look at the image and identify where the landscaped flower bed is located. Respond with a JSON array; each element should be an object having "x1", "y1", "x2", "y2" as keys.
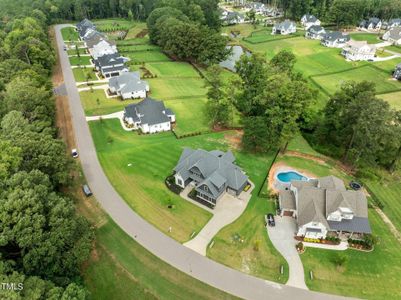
[{"x1": 295, "y1": 236, "x2": 341, "y2": 245}]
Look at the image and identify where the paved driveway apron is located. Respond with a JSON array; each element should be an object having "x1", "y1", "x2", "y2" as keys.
[
  {"x1": 55, "y1": 24, "x2": 350, "y2": 300},
  {"x1": 267, "y1": 216, "x2": 308, "y2": 290}
]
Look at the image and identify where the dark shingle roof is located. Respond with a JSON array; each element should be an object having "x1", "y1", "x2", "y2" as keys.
[
  {"x1": 322, "y1": 31, "x2": 350, "y2": 42},
  {"x1": 328, "y1": 217, "x2": 371, "y2": 233},
  {"x1": 94, "y1": 53, "x2": 125, "y2": 68},
  {"x1": 124, "y1": 98, "x2": 172, "y2": 126}
]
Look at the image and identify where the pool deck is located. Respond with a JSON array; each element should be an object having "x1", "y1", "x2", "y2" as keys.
[{"x1": 268, "y1": 162, "x2": 317, "y2": 193}]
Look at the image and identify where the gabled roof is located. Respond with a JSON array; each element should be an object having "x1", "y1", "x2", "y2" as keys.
[
  {"x1": 303, "y1": 14, "x2": 318, "y2": 22},
  {"x1": 274, "y1": 19, "x2": 295, "y2": 30},
  {"x1": 322, "y1": 31, "x2": 350, "y2": 42},
  {"x1": 124, "y1": 98, "x2": 172, "y2": 126},
  {"x1": 386, "y1": 27, "x2": 401, "y2": 40},
  {"x1": 297, "y1": 187, "x2": 329, "y2": 228},
  {"x1": 326, "y1": 190, "x2": 368, "y2": 218},
  {"x1": 174, "y1": 148, "x2": 248, "y2": 195},
  {"x1": 328, "y1": 217, "x2": 371, "y2": 233},
  {"x1": 389, "y1": 18, "x2": 401, "y2": 26},
  {"x1": 94, "y1": 53, "x2": 125, "y2": 68},
  {"x1": 307, "y1": 25, "x2": 325, "y2": 34},
  {"x1": 109, "y1": 72, "x2": 148, "y2": 94},
  {"x1": 318, "y1": 176, "x2": 346, "y2": 191}
]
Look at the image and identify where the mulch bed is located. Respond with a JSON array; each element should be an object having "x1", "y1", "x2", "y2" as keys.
[{"x1": 136, "y1": 29, "x2": 148, "y2": 38}]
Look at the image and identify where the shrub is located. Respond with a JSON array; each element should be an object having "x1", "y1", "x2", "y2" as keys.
[{"x1": 332, "y1": 253, "x2": 349, "y2": 267}]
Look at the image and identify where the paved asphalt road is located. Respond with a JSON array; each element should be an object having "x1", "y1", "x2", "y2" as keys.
[{"x1": 55, "y1": 24, "x2": 349, "y2": 300}]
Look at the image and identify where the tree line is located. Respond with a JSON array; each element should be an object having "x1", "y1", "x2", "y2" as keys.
[
  {"x1": 147, "y1": 0, "x2": 230, "y2": 65},
  {"x1": 205, "y1": 52, "x2": 401, "y2": 174},
  {"x1": 0, "y1": 7, "x2": 93, "y2": 300}
]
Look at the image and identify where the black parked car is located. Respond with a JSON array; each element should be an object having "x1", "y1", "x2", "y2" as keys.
[
  {"x1": 82, "y1": 184, "x2": 93, "y2": 197},
  {"x1": 267, "y1": 213, "x2": 275, "y2": 227}
]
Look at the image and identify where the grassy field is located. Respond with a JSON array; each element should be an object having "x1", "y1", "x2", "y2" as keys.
[
  {"x1": 117, "y1": 37, "x2": 150, "y2": 46},
  {"x1": 93, "y1": 18, "x2": 136, "y2": 32},
  {"x1": 244, "y1": 29, "x2": 302, "y2": 44},
  {"x1": 73, "y1": 67, "x2": 97, "y2": 82},
  {"x1": 61, "y1": 26, "x2": 79, "y2": 41},
  {"x1": 69, "y1": 55, "x2": 92, "y2": 66},
  {"x1": 118, "y1": 44, "x2": 160, "y2": 52},
  {"x1": 286, "y1": 133, "x2": 324, "y2": 157},
  {"x1": 146, "y1": 62, "x2": 200, "y2": 78},
  {"x1": 349, "y1": 33, "x2": 381, "y2": 44},
  {"x1": 148, "y1": 77, "x2": 207, "y2": 99},
  {"x1": 385, "y1": 45, "x2": 401, "y2": 54},
  {"x1": 74, "y1": 168, "x2": 236, "y2": 300},
  {"x1": 311, "y1": 65, "x2": 401, "y2": 94},
  {"x1": 125, "y1": 22, "x2": 148, "y2": 39},
  {"x1": 80, "y1": 90, "x2": 139, "y2": 116},
  {"x1": 125, "y1": 50, "x2": 171, "y2": 63},
  {"x1": 168, "y1": 98, "x2": 209, "y2": 136},
  {"x1": 378, "y1": 91, "x2": 401, "y2": 109}
]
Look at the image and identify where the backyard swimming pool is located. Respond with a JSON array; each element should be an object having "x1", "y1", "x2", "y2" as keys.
[{"x1": 276, "y1": 171, "x2": 308, "y2": 183}]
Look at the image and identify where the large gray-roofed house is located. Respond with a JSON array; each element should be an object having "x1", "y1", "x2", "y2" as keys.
[
  {"x1": 76, "y1": 19, "x2": 96, "y2": 38},
  {"x1": 93, "y1": 53, "x2": 129, "y2": 78},
  {"x1": 359, "y1": 17, "x2": 382, "y2": 30},
  {"x1": 109, "y1": 72, "x2": 149, "y2": 99},
  {"x1": 123, "y1": 97, "x2": 175, "y2": 134},
  {"x1": 272, "y1": 20, "x2": 296, "y2": 35},
  {"x1": 383, "y1": 27, "x2": 401, "y2": 45},
  {"x1": 173, "y1": 148, "x2": 249, "y2": 206},
  {"x1": 279, "y1": 175, "x2": 371, "y2": 239},
  {"x1": 301, "y1": 14, "x2": 321, "y2": 29},
  {"x1": 305, "y1": 25, "x2": 326, "y2": 40},
  {"x1": 321, "y1": 31, "x2": 350, "y2": 48}
]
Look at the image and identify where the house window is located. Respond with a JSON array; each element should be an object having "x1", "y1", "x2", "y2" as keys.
[{"x1": 177, "y1": 179, "x2": 183, "y2": 186}]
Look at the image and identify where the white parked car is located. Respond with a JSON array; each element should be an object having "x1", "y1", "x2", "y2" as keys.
[{"x1": 71, "y1": 148, "x2": 79, "y2": 158}]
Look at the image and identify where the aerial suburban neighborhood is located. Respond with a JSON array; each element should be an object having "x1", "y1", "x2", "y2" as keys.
[{"x1": 1, "y1": 0, "x2": 401, "y2": 299}]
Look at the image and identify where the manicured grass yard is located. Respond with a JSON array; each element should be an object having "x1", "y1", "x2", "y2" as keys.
[
  {"x1": 378, "y1": 91, "x2": 401, "y2": 109},
  {"x1": 67, "y1": 48, "x2": 87, "y2": 55},
  {"x1": 207, "y1": 150, "x2": 289, "y2": 283},
  {"x1": 69, "y1": 55, "x2": 92, "y2": 66},
  {"x1": 125, "y1": 22, "x2": 148, "y2": 39},
  {"x1": 385, "y1": 45, "x2": 401, "y2": 54},
  {"x1": 125, "y1": 50, "x2": 171, "y2": 63},
  {"x1": 349, "y1": 33, "x2": 381, "y2": 44},
  {"x1": 90, "y1": 120, "x2": 221, "y2": 242},
  {"x1": 287, "y1": 133, "x2": 324, "y2": 157},
  {"x1": 167, "y1": 98, "x2": 209, "y2": 136},
  {"x1": 311, "y1": 65, "x2": 401, "y2": 94},
  {"x1": 148, "y1": 77, "x2": 207, "y2": 99},
  {"x1": 244, "y1": 29, "x2": 301, "y2": 44},
  {"x1": 72, "y1": 67, "x2": 97, "y2": 82},
  {"x1": 61, "y1": 26, "x2": 79, "y2": 41},
  {"x1": 93, "y1": 18, "x2": 136, "y2": 32},
  {"x1": 146, "y1": 62, "x2": 200, "y2": 78},
  {"x1": 301, "y1": 208, "x2": 401, "y2": 299},
  {"x1": 76, "y1": 182, "x2": 236, "y2": 300},
  {"x1": 80, "y1": 90, "x2": 139, "y2": 116}
]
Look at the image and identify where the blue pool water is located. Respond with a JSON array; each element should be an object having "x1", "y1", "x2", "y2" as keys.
[{"x1": 277, "y1": 171, "x2": 308, "y2": 183}]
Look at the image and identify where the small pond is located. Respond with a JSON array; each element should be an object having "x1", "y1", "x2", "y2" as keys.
[{"x1": 219, "y1": 45, "x2": 251, "y2": 72}]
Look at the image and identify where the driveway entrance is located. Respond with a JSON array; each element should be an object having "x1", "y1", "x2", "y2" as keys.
[{"x1": 267, "y1": 216, "x2": 308, "y2": 290}]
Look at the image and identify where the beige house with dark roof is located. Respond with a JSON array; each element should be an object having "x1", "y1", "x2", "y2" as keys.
[{"x1": 279, "y1": 176, "x2": 371, "y2": 239}]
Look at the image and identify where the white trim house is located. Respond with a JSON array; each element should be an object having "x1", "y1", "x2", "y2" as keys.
[
  {"x1": 383, "y1": 27, "x2": 401, "y2": 45},
  {"x1": 301, "y1": 14, "x2": 321, "y2": 29},
  {"x1": 109, "y1": 72, "x2": 149, "y2": 99},
  {"x1": 272, "y1": 20, "x2": 296, "y2": 35},
  {"x1": 341, "y1": 40, "x2": 376, "y2": 61}
]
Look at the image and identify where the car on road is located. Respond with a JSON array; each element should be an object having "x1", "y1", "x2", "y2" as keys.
[
  {"x1": 82, "y1": 184, "x2": 93, "y2": 197},
  {"x1": 266, "y1": 213, "x2": 275, "y2": 227},
  {"x1": 63, "y1": 45, "x2": 67, "y2": 51},
  {"x1": 71, "y1": 148, "x2": 79, "y2": 158}
]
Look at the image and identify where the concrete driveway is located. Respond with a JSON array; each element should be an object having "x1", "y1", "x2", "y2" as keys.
[
  {"x1": 184, "y1": 183, "x2": 254, "y2": 256},
  {"x1": 267, "y1": 216, "x2": 308, "y2": 290}
]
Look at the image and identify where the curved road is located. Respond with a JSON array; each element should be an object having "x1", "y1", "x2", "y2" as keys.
[{"x1": 55, "y1": 24, "x2": 347, "y2": 300}]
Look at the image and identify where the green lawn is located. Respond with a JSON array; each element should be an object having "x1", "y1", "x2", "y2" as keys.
[
  {"x1": 67, "y1": 48, "x2": 87, "y2": 55},
  {"x1": 90, "y1": 120, "x2": 223, "y2": 242},
  {"x1": 311, "y1": 65, "x2": 401, "y2": 95},
  {"x1": 125, "y1": 22, "x2": 148, "y2": 39},
  {"x1": 349, "y1": 33, "x2": 381, "y2": 44},
  {"x1": 287, "y1": 133, "x2": 324, "y2": 157},
  {"x1": 378, "y1": 91, "x2": 401, "y2": 109},
  {"x1": 207, "y1": 150, "x2": 289, "y2": 283},
  {"x1": 118, "y1": 44, "x2": 160, "y2": 52},
  {"x1": 93, "y1": 18, "x2": 136, "y2": 32},
  {"x1": 117, "y1": 37, "x2": 150, "y2": 46},
  {"x1": 61, "y1": 26, "x2": 79, "y2": 41},
  {"x1": 366, "y1": 173, "x2": 401, "y2": 233},
  {"x1": 80, "y1": 90, "x2": 139, "y2": 116},
  {"x1": 244, "y1": 29, "x2": 301, "y2": 44},
  {"x1": 146, "y1": 62, "x2": 200, "y2": 78},
  {"x1": 69, "y1": 55, "x2": 92, "y2": 66},
  {"x1": 72, "y1": 67, "x2": 97, "y2": 82},
  {"x1": 385, "y1": 45, "x2": 401, "y2": 54},
  {"x1": 168, "y1": 98, "x2": 209, "y2": 136},
  {"x1": 75, "y1": 177, "x2": 236, "y2": 300},
  {"x1": 124, "y1": 50, "x2": 171, "y2": 63},
  {"x1": 148, "y1": 77, "x2": 207, "y2": 99},
  {"x1": 301, "y1": 209, "x2": 401, "y2": 299}
]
